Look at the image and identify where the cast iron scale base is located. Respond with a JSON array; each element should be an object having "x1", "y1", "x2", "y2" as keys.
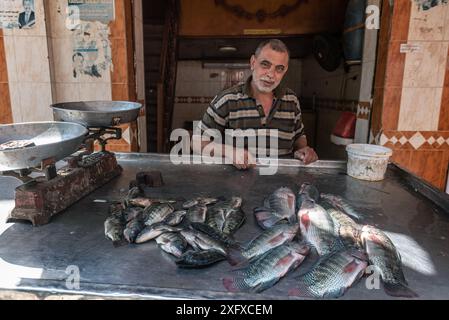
[{"x1": 3, "y1": 127, "x2": 124, "y2": 226}]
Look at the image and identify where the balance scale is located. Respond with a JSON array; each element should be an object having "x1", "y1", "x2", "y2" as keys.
[{"x1": 0, "y1": 101, "x2": 141, "y2": 226}]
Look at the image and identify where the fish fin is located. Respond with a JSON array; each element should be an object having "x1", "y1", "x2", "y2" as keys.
[
  {"x1": 383, "y1": 282, "x2": 419, "y2": 298},
  {"x1": 274, "y1": 254, "x2": 295, "y2": 269},
  {"x1": 254, "y1": 208, "x2": 282, "y2": 229},
  {"x1": 226, "y1": 246, "x2": 249, "y2": 267},
  {"x1": 223, "y1": 277, "x2": 250, "y2": 293}
]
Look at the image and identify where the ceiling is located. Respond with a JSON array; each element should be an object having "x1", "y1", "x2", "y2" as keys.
[{"x1": 177, "y1": 36, "x2": 314, "y2": 61}]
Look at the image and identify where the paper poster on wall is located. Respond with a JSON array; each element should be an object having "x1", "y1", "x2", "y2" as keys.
[
  {"x1": 68, "y1": 0, "x2": 115, "y2": 24},
  {"x1": 414, "y1": 0, "x2": 448, "y2": 11},
  {"x1": 0, "y1": 0, "x2": 36, "y2": 29},
  {"x1": 72, "y1": 21, "x2": 113, "y2": 79}
]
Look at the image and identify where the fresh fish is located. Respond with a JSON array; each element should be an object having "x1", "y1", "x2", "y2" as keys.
[
  {"x1": 180, "y1": 229, "x2": 228, "y2": 256},
  {"x1": 320, "y1": 194, "x2": 362, "y2": 220},
  {"x1": 207, "y1": 197, "x2": 245, "y2": 235},
  {"x1": 289, "y1": 249, "x2": 368, "y2": 299},
  {"x1": 123, "y1": 206, "x2": 144, "y2": 222},
  {"x1": 298, "y1": 198, "x2": 341, "y2": 256},
  {"x1": 123, "y1": 187, "x2": 143, "y2": 207},
  {"x1": 183, "y1": 197, "x2": 220, "y2": 209},
  {"x1": 123, "y1": 218, "x2": 145, "y2": 243},
  {"x1": 320, "y1": 199, "x2": 362, "y2": 249},
  {"x1": 255, "y1": 187, "x2": 297, "y2": 229},
  {"x1": 360, "y1": 225, "x2": 418, "y2": 298},
  {"x1": 164, "y1": 210, "x2": 187, "y2": 226},
  {"x1": 296, "y1": 183, "x2": 320, "y2": 211},
  {"x1": 135, "y1": 223, "x2": 182, "y2": 244},
  {"x1": 190, "y1": 222, "x2": 237, "y2": 247},
  {"x1": 187, "y1": 205, "x2": 208, "y2": 223},
  {"x1": 109, "y1": 202, "x2": 124, "y2": 218},
  {"x1": 227, "y1": 223, "x2": 300, "y2": 267},
  {"x1": 143, "y1": 203, "x2": 174, "y2": 227},
  {"x1": 176, "y1": 250, "x2": 226, "y2": 269},
  {"x1": 104, "y1": 215, "x2": 126, "y2": 246},
  {"x1": 128, "y1": 197, "x2": 154, "y2": 208},
  {"x1": 224, "y1": 243, "x2": 310, "y2": 293},
  {"x1": 156, "y1": 232, "x2": 188, "y2": 258}
]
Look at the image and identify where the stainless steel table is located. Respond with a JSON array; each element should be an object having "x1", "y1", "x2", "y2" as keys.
[{"x1": 1, "y1": 153, "x2": 449, "y2": 300}]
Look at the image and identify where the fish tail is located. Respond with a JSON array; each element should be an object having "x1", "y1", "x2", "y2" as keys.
[
  {"x1": 383, "y1": 282, "x2": 419, "y2": 298},
  {"x1": 223, "y1": 277, "x2": 251, "y2": 293},
  {"x1": 254, "y1": 207, "x2": 282, "y2": 229},
  {"x1": 226, "y1": 246, "x2": 249, "y2": 267}
]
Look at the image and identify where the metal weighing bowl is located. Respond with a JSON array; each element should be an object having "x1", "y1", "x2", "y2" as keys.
[
  {"x1": 0, "y1": 122, "x2": 88, "y2": 172},
  {"x1": 50, "y1": 101, "x2": 142, "y2": 127}
]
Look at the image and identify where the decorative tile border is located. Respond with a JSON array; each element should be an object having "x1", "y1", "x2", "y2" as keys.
[
  {"x1": 357, "y1": 101, "x2": 372, "y2": 120},
  {"x1": 300, "y1": 97, "x2": 359, "y2": 113},
  {"x1": 175, "y1": 96, "x2": 214, "y2": 104},
  {"x1": 380, "y1": 131, "x2": 449, "y2": 150}
]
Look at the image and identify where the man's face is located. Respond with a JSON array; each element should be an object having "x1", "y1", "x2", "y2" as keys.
[
  {"x1": 250, "y1": 45, "x2": 289, "y2": 94},
  {"x1": 23, "y1": 0, "x2": 32, "y2": 13}
]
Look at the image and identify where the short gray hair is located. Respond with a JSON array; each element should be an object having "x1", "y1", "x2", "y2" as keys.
[{"x1": 255, "y1": 39, "x2": 290, "y2": 59}]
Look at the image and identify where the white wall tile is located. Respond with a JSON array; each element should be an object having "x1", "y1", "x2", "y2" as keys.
[
  {"x1": 14, "y1": 36, "x2": 51, "y2": 83},
  {"x1": 18, "y1": 82, "x2": 53, "y2": 121}
]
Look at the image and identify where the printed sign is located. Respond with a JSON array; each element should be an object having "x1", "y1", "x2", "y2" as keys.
[
  {"x1": 0, "y1": 0, "x2": 36, "y2": 29},
  {"x1": 68, "y1": 0, "x2": 115, "y2": 24},
  {"x1": 72, "y1": 21, "x2": 113, "y2": 79},
  {"x1": 400, "y1": 44, "x2": 421, "y2": 53}
]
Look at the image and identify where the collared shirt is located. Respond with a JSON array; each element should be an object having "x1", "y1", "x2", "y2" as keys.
[{"x1": 198, "y1": 76, "x2": 306, "y2": 156}]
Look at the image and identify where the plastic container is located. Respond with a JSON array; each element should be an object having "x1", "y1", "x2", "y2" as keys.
[{"x1": 346, "y1": 144, "x2": 393, "y2": 181}]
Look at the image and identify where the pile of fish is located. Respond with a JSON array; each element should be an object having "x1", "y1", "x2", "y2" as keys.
[
  {"x1": 104, "y1": 187, "x2": 246, "y2": 268},
  {"x1": 238, "y1": 183, "x2": 418, "y2": 299},
  {"x1": 104, "y1": 184, "x2": 418, "y2": 299}
]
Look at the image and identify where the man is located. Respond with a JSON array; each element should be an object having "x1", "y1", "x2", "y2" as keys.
[
  {"x1": 18, "y1": 0, "x2": 35, "y2": 29},
  {"x1": 196, "y1": 39, "x2": 318, "y2": 170}
]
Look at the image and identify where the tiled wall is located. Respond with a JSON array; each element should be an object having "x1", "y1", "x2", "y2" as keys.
[
  {"x1": 3, "y1": 0, "x2": 53, "y2": 123},
  {"x1": 0, "y1": 0, "x2": 140, "y2": 152},
  {"x1": 301, "y1": 55, "x2": 362, "y2": 160},
  {"x1": 172, "y1": 59, "x2": 303, "y2": 130},
  {"x1": 374, "y1": 0, "x2": 449, "y2": 190}
]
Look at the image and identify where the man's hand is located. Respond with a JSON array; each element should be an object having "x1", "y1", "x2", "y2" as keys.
[
  {"x1": 294, "y1": 147, "x2": 319, "y2": 165},
  {"x1": 230, "y1": 147, "x2": 256, "y2": 170}
]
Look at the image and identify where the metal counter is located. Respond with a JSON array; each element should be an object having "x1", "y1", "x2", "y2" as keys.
[{"x1": 1, "y1": 153, "x2": 449, "y2": 300}]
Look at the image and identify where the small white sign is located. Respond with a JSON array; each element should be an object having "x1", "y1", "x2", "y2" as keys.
[{"x1": 400, "y1": 44, "x2": 421, "y2": 53}]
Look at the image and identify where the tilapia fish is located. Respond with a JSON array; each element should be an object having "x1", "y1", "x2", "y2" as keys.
[
  {"x1": 254, "y1": 187, "x2": 297, "y2": 229},
  {"x1": 290, "y1": 249, "x2": 368, "y2": 299},
  {"x1": 320, "y1": 194, "x2": 362, "y2": 220},
  {"x1": 143, "y1": 203, "x2": 174, "y2": 227},
  {"x1": 123, "y1": 218, "x2": 145, "y2": 243},
  {"x1": 224, "y1": 243, "x2": 310, "y2": 293},
  {"x1": 190, "y1": 222, "x2": 237, "y2": 247},
  {"x1": 176, "y1": 250, "x2": 226, "y2": 269},
  {"x1": 123, "y1": 206, "x2": 144, "y2": 222},
  {"x1": 135, "y1": 223, "x2": 182, "y2": 244},
  {"x1": 156, "y1": 232, "x2": 188, "y2": 258},
  {"x1": 298, "y1": 183, "x2": 320, "y2": 203},
  {"x1": 320, "y1": 200, "x2": 362, "y2": 249},
  {"x1": 104, "y1": 215, "x2": 125, "y2": 246},
  {"x1": 183, "y1": 197, "x2": 219, "y2": 209},
  {"x1": 207, "y1": 197, "x2": 245, "y2": 235},
  {"x1": 164, "y1": 210, "x2": 187, "y2": 226},
  {"x1": 187, "y1": 205, "x2": 208, "y2": 223},
  {"x1": 181, "y1": 229, "x2": 228, "y2": 256},
  {"x1": 298, "y1": 198, "x2": 341, "y2": 256},
  {"x1": 360, "y1": 225, "x2": 418, "y2": 298},
  {"x1": 123, "y1": 187, "x2": 143, "y2": 207},
  {"x1": 227, "y1": 223, "x2": 300, "y2": 267}
]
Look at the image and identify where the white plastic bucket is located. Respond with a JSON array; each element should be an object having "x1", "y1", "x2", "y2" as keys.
[{"x1": 346, "y1": 144, "x2": 393, "y2": 181}]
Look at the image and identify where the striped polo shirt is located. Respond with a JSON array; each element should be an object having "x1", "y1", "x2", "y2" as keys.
[{"x1": 198, "y1": 76, "x2": 306, "y2": 156}]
